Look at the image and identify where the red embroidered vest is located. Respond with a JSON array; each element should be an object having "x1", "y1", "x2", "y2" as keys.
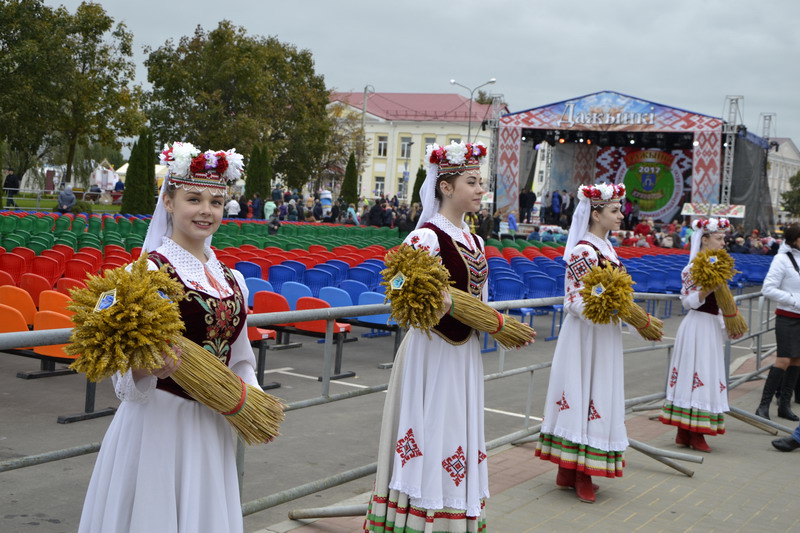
[
  {"x1": 420, "y1": 223, "x2": 487, "y2": 345},
  {"x1": 148, "y1": 252, "x2": 247, "y2": 401}
]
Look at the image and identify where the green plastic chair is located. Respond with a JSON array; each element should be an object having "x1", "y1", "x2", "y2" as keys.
[
  {"x1": 55, "y1": 216, "x2": 72, "y2": 232},
  {"x1": 0, "y1": 216, "x2": 18, "y2": 233}
]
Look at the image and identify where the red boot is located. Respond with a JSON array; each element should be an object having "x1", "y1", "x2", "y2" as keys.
[
  {"x1": 574, "y1": 471, "x2": 596, "y2": 503},
  {"x1": 555, "y1": 466, "x2": 576, "y2": 489},
  {"x1": 689, "y1": 431, "x2": 711, "y2": 453},
  {"x1": 675, "y1": 427, "x2": 690, "y2": 447}
]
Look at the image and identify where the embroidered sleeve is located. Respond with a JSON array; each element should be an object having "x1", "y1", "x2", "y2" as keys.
[
  {"x1": 476, "y1": 235, "x2": 489, "y2": 303},
  {"x1": 403, "y1": 228, "x2": 440, "y2": 257},
  {"x1": 563, "y1": 244, "x2": 599, "y2": 321},
  {"x1": 227, "y1": 269, "x2": 259, "y2": 388},
  {"x1": 112, "y1": 370, "x2": 156, "y2": 403},
  {"x1": 680, "y1": 265, "x2": 706, "y2": 311}
]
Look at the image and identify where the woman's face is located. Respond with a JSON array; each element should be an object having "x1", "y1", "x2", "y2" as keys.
[
  {"x1": 440, "y1": 170, "x2": 485, "y2": 214},
  {"x1": 591, "y1": 202, "x2": 624, "y2": 232},
  {"x1": 702, "y1": 232, "x2": 726, "y2": 251},
  {"x1": 164, "y1": 187, "x2": 224, "y2": 248}
]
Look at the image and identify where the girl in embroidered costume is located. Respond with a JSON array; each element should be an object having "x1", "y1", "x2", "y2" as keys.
[
  {"x1": 535, "y1": 183, "x2": 660, "y2": 504},
  {"x1": 660, "y1": 218, "x2": 740, "y2": 452},
  {"x1": 78, "y1": 143, "x2": 259, "y2": 533},
  {"x1": 364, "y1": 142, "x2": 534, "y2": 533}
]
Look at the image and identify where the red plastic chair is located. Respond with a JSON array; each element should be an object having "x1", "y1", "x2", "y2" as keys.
[
  {"x1": 0, "y1": 253, "x2": 25, "y2": 284},
  {"x1": 0, "y1": 269, "x2": 16, "y2": 287},
  {"x1": 64, "y1": 259, "x2": 94, "y2": 281},
  {"x1": 79, "y1": 246, "x2": 103, "y2": 264},
  {"x1": 39, "y1": 289, "x2": 75, "y2": 317},
  {"x1": 31, "y1": 255, "x2": 61, "y2": 287},
  {"x1": 294, "y1": 297, "x2": 352, "y2": 335},
  {"x1": 53, "y1": 244, "x2": 75, "y2": 261},
  {"x1": 75, "y1": 250, "x2": 100, "y2": 271},
  {"x1": 11, "y1": 246, "x2": 35, "y2": 269},
  {"x1": 252, "y1": 291, "x2": 294, "y2": 327},
  {"x1": 130, "y1": 246, "x2": 143, "y2": 259},
  {"x1": 56, "y1": 277, "x2": 87, "y2": 296},
  {"x1": 19, "y1": 273, "x2": 52, "y2": 307},
  {"x1": 248, "y1": 258, "x2": 274, "y2": 279},
  {"x1": 0, "y1": 285, "x2": 37, "y2": 327},
  {"x1": 41, "y1": 248, "x2": 66, "y2": 271},
  {"x1": 104, "y1": 244, "x2": 127, "y2": 256}
]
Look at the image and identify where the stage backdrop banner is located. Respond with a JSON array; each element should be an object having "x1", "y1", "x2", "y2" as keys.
[{"x1": 615, "y1": 150, "x2": 684, "y2": 221}]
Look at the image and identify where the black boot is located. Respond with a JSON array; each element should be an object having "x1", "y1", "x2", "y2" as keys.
[
  {"x1": 777, "y1": 366, "x2": 800, "y2": 422},
  {"x1": 756, "y1": 367, "x2": 785, "y2": 420},
  {"x1": 795, "y1": 369, "x2": 800, "y2": 404}
]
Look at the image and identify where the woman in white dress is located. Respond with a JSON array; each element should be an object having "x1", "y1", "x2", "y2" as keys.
[
  {"x1": 364, "y1": 142, "x2": 534, "y2": 532},
  {"x1": 78, "y1": 143, "x2": 259, "y2": 533},
  {"x1": 535, "y1": 183, "x2": 659, "y2": 504},
  {"x1": 659, "y1": 217, "x2": 740, "y2": 452}
]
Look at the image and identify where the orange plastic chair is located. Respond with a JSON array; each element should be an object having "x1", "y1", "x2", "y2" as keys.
[
  {"x1": 294, "y1": 296, "x2": 352, "y2": 334},
  {"x1": 39, "y1": 290, "x2": 74, "y2": 317},
  {"x1": 31, "y1": 255, "x2": 61, "y2": 287},
  {"x1": 0, "y1": 269, "x2": 16, "y2": 287},
  {"x1": 56, "y1": 277, "x2": 87, "y2": 296},
  {"x1": 252, "y1": 291, "x2": 294, "y2": 327},
  {"x1": 33, "y1": 310, "x2": 76, "y2": 359},
  {"x1": 0, "y1": 304, "x2": 32, "y2": 348},
  {"x1": 0, "y1": 285, "x2": 37, "y2": 327},
  {"x1": 19, "y1": 273, "x2": 51, "y2": 307}
]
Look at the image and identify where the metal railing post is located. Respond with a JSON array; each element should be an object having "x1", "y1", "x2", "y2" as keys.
[{"x1": 320, "y1": 319, "x2": 335, "y2": 397}]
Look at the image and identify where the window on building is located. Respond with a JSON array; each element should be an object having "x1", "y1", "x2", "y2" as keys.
[
  {"x1": 424, "y1": 137, "x2": 436, "y2": 148},
  {"x1": 400, "y1": 137, "x2": 413, "y2": 159},
  {"x1": 377, "y1": 136, "x2": 388, "y2": 157},
  {"x1": 375, "y1": 176, "x2": 385, "y2": 197},
  {"x1": 449, "y1": 137, "x2": 461, "y2": 145}
]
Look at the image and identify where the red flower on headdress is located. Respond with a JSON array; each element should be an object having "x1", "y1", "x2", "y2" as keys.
[
  {"x1": 161, "y1": 147, "x2": 174, "y2": 162},
  {"x1": 215, "y1": 152, "x2": 229, "y2": 175},
  {"x1": 190, "y1": 155, "x2": 206, "y2": 174}
]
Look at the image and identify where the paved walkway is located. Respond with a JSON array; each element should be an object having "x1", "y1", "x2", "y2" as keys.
[{"x1": 259, "y1": 355, "x2": 800, "y2": 533}]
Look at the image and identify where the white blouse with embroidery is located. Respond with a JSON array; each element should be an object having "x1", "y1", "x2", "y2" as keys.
[
  {"x1": 563, "y1": 232, "x2": 620, "y2": 321},
  {"x1": 113, "y1": 237, "x2": 257, "y2": 402}
]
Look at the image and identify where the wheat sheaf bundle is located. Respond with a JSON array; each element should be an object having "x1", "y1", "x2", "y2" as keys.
[
  {"x1": 66, "y1": 256, "x2": 284, "y2": 445},
  {"x1": 381, "y1": 245, "x2": 535, "y2": 349},
  {"x1": 690, "y1": 249, "x2": 748, "y2": 337},
  {"x1": 579, "y1": 264, "x2": 664, "y2": 341}
]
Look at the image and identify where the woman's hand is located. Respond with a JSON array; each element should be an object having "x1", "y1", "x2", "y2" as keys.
[
  {"x1": 436, "y1": 290, "x2": 453, "y2": 320},
  {"x1": 729, "y1": 331, "x2": 744, "y2": 340},
  {"x1": 132, "y1": 345, "x2": 182, "y2": 382}
]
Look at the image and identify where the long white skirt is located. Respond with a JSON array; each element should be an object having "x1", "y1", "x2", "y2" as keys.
[
  {"x1": 365, "y1": 329, "x2": 489, "y2": 531},
  {"x1": 78, "y1": 389, "x2": 243, "y2": 533},
  {"x1": 661, "y1": 310, "x2": 728, "y2": 434}
]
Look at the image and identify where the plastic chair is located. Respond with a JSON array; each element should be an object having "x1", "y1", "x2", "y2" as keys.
[
  {"x1": 33, "y1": 310, "x2": 76, "y2": 359},
  {"x1": 31, "y1": 255, "x2": 61, "y2": 287},
  {"x1": 281, "y1": 281, "x2": 313, "y2": 310},
  {"x1": 0, "y1": 303, "x2": 30, "y2": 338},
  {"x1": 357, "y1": 291, "x2": 394, "y2": 325},
  {"x1": 64, "y1": 259, "x2": 94, "y2": 281},
  {"x1": 0, "y1": 285, "x2": 37, "y2": 327},
  {"x1": 304, "y1": 268, "x2": 334, "y2": 297},
  {"x1": 0, "y1": 269, "x2": 15, "y2": 287},
  {"x1": 53, "y1": 243, "x2": 75, "y2": 261},
  {"x1": 234, "y1": 261, "x2": 263, "y2": 280},
  {"x1": 294, "y1": 296, "x2": 352, "y2": 335},
  {"x1": 348, "y1": 266, "x2": 377, "y2": 291},
  {"x1": 244, "y1": 278, "x2": 274, "y2": 307},
  {"x1": 491, "y1": 277, "x2": 533, "y2": 326},
  {"x1": 326, "y1": 259, "x2": 350, "y2": 283},
  {"x1": 252, "y1": 291, "x2": 294, "y2": 327},
  {"x1": 315, "y1": 263, "x2": 341, "y2": 285},
  {"x1": 56, "y1": 277, "x2": 87, "y2": 296},
  {"x1": 248, "y1": 257, "x2": 273, "y2": 279},
  {"x1": 319, "y1": 286, "x2": 354, "y2": 308},
  {"x1": 339, "y1": 279, "x2": 369, "y2": 308},
  {"x1": 11, "y1": 247, "x2": 35, "y2": 269},
  {"x1": 283, "y1": 259, "x2": 307, "y2": 278},
  {"x1": 19, "y1": 273, "x2": 51, "y2": 307},
  {"x1": 38, "y1": 290, "x2": 74, "y2": 317},
  {"x1": 267, "y1": 264, "x2": 296, "y2": 293}
]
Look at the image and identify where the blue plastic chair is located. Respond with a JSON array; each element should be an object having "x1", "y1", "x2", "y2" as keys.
[
  {"x1": 358, "y1": 291, "x2": 395, "y2": 327},
  {"x1": 283, "y1": 259, "x2": 307, "y2": 278},
  {"x1": 363, "y1": 258, "x2": 385, "y2": 269},
  {"x1": 304, "y1": 268, "x2": 334, "y2": 297},
  {"x1": 234, "y1": 261, "x2": 262, "y2": 280},
  {"x1": 360, "y1": 262, "x2": 384, "y2": 276},
  {"x1": 316, "y1": 263, "x2": 342, "y2": 284},
  {"x1": 326, "y1": 259, "x2": 350, "y2": 283},
  {"x1": 492, "y1": 276, "x2": 533, "y2": 326},
  {"x1": 319, "y1": 286, "x2": 353, "y2": 308},
  {"x1": 340, "y1": 279, "x2": 369, "y2": 308},
  {"x1": 281, "y1": 281, "x2": 313, "y2": 310},
  {"x1": 348, "y1": 266, "x2": 378, "y2": 291},
  {"x1": 267, "y1": 264, "x2": 296, "y2": 294},
  {"x1": 244, "y1": 277, "x2": 274, "y2": 308}
]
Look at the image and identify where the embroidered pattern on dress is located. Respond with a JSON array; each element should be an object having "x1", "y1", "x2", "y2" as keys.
[
  {"x1": 478, "y1": 450, "x2": 487, "y2": 464},
  {"x1": 719, "y1": 382, "x2": 727, "y2": 393},
  {"x1": 557, "y1": 392, "x2": 570, "y2": 411},
  {"x1": 442, "y1": 446, "x2": 467, "y2": 487},
  {"x1": 188, "y1": 280, "x2": 205, "y2": 292},
  {"x1": 588, "y1": 400, "x2": 601, "y2": 421},
  {"x1": 566, "y1": 254, "x2": 593, "y2": 286},
  {"x1": 459, "y1": 245, "x2": 488, "y2": 297},
  {"x1": 395, "y1": 428, "x2": 423, "y2": 467},
  {"x1": 692, "y1": 372, "x2": 704, "y2": 390},
  {"x1": 669, "y1": 367, "x2": 678, "y2": 388}
]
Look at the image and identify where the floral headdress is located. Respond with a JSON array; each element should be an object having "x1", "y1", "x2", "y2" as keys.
[
  {"x1": 426, "y1": 141, "x2": 487, "y2": 176},
  {"x1": 159, "y1": 141, "x2": 245, "y2": 193},
  {"x1": 692, "y1": 217, "x2": 731, "y2": 234},
  {"x1": 578, "y1": 183, "x2": 626, "y2": 206}
]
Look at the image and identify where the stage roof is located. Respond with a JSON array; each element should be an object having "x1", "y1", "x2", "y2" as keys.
[{"x1": 501, "y1": 91, "x2": 723, "y2": 133}]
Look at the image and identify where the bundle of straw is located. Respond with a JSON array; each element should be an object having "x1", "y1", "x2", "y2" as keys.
[
  {"x1": 690, "y1": 249, "x2": 748, "y2": 337},
  {"x1": 579, "y1": 264, "x2": 663, "y2": 341},
  {"x1": 382, "y1": 245, "x2": 535, "y2": 349},
  {"x1": 66, "y1": 256, "x2": 284, "y2": 445}
]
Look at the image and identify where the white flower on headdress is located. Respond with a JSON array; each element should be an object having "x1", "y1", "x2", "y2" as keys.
[
  {"x1": 160, "y1": 142, "x2": 200, "y2": 178},
  {"x1": 222, "y1": 149, "x2": 244, "y2": 182},
  {"x1": 599, "y1": 183, "x2": 613, "y2": 200},
  {"x1": 444, "y1": 142, "x2": 468, "y2": 165}
]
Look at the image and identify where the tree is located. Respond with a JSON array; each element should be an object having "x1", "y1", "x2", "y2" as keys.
[
  {"x1": 51, "y1": 2, "x2": 144, "y2": 185},
  {"x1": 341, "y1": 153, "x2": 358, "y2": 205},
  {"x1": 411, "y1": 165, "x2": 426, "y2": 205},
  {"x1": 0, "y1": 0, "x2": 73, "y2": 178},
  {"x1": 247, "y1": 144, "x2": 272, "y2": 204},
  {"x1": 145, "y1": 21, "x2": 331, "y2": 189},
  {"x1": 781, "y1": 171, "x2": 800, "y2": 217},
  {"x1": 120, "y1": 129, "x2": 155, "y2": 215}
]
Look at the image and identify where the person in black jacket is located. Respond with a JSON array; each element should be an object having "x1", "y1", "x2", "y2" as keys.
[
  {"x1": 369, "y1": 202, "x2": 384, "y2": 226},
  {"x1": 4, "y1": 168, "x2": 20, "y2": 208}
]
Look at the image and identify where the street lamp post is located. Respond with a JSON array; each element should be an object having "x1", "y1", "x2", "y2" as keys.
[
  {"x1": 403, "y1": 141, "x2": 414, "y2": 200},
  {"x1": 449, "y1": 78, "x2": 496, "y2": 143}
]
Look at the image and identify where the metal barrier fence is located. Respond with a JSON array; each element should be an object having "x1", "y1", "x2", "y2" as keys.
[{"x1": 0, "y1": 290, "x2": 790, "y2": 524}]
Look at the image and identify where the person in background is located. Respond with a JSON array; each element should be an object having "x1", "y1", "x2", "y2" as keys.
[
  {"x1": 237, "y1": 194, "x2": 247, "y2": 219},
  {"x1": 251, "y1": 193, "x2": 262, "y2": 220},
  {"x1": 630, "y1": 201, "x2": 641, "y2": 230},
  {"x1": 508, "y1": 209, "x2": 518, "y2": 236},
  {"x1": 264, "y1": 198, "x2": 276, "y2": 219},
  {"x1": 225, "y1": 196, "x2": 240, "y2": 218},
  {"x1": 346, "y1": 203, "x2": 360, "y2": 226},
  {"x1": 541, "y1": 228, "x2": 555, "y2": 242},
  {"x1": 4, "y1": 167, "x2": 20, "y2": 208},
  {"x1": 268, "y1": 214, "x2": 281, "y2": 235},
  {"x1": 277, "y1": 200, "x2": 287, "y2": 220},
  {"x1": 729, "y1": 236, "x2": 747, "y2": 254},
  {"x1": 550, "y1": 190, "x2": 561, "y2": 225},
  {"x1": 622, "y1": 198, "x2": 633, "y2": 230},
  {"x1": 57, "y1": 186, "x2": 77, "y2": 213},
  {"x1": 271, "y1": 185, "x2": 282, "y2": 202},
  {"x1": 621, "y1": 231, "x2": 637, "y2": 246},
  {"x1": 527, "y1": 225, "x2": 541, "y2": 242},
  {"x1": 756, "y1": 223, "x2": 800, "y2": 422},
  {"x1": 561, "y1": 189, "x2": 573, "y2": 225},
  {"x1": 114, "y1": 179, "x2": 125, "y2": 192},
  {"x1": 492, "y1": 210, "x2": 501, "y2": 239}
]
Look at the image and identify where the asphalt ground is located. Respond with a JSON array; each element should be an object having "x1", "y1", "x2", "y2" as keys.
[{"x1": 0, "y1": 292, "x2": 773, "y2": 532}]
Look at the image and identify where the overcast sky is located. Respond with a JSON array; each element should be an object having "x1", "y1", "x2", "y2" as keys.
[{"x1": 50, "y1": 0, "x2": 800, "y2": 143}]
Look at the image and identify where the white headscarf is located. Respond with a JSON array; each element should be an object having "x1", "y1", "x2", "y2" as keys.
[
  {"x1": 415, "y1": 163, "x2": 440, "y2": 230},
  {"x1": 141, "y1": 179, "x2": 172, "y2": 255},
  {"x1": 563, "y1": 195, "x2": 590, "y2": 260}
]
